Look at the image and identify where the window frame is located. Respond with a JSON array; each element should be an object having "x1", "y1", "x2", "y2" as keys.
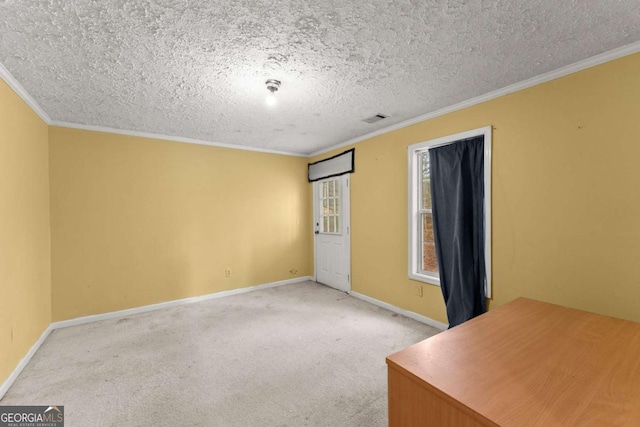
[{"x1": 407, "y1": 126, "x2": 492, "y2": 298}]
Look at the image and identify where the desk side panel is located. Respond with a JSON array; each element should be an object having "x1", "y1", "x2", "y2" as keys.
[{"x1": 388, "y1": 364, "x2": 498, "y2": 427}]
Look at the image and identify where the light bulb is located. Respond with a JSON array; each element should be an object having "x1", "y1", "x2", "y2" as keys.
[{"x1": 266, "y1": 92, "x2": 277, "y2": 107}]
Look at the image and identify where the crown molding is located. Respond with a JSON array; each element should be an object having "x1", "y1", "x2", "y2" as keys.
[
  {"x1": 0, "y1": 62, "x2": 51, "y2": 124},
  {"x1": 49, "y1": 121, "x2": 305, "y2": 157},
  {"x1": 308, "y1": 40, "x2": 640, "y2": 158},
  {"x1": 0, "y1": 59, "x2": 304, "y2": 157},
  {"x1": 3, "y1": 39, "x2": 640, "y2": 159}
]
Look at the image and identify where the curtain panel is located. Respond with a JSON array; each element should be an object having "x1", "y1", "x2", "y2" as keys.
[{"x1": 429, "y1": 136, "x2": 486, "y2": 328}]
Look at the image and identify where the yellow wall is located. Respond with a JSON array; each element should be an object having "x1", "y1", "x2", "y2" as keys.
[
  {"x1": 0, "y1": 80, "x2": 51, "y2": 385},
  {"x1": 314, "y1": 52, "x2": 640, "y2": 324},
  {"x1": 49, "y1": 127, "x2": 312, "y2": 321}
]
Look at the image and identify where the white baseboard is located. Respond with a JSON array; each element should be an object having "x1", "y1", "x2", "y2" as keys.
[
  {"x1": 0, "y1": 325, "x2": 53, "y2": 401},
  {"x1": 350, "y1": 291, "x2": 448, "y2": 331},
  {"x1": 51, "y1": 276, "x2": 313, "y2": 330},
  {"x1": 0, "y1": 276, "x2": 312, "y2": 400}
]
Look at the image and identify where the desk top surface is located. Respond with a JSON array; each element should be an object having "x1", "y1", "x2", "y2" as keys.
[{"x1": 387, "y1": 298, "x2": 640, "y2": 426}]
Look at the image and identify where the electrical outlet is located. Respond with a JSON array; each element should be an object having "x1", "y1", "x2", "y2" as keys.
[
  {"x1": 415, "y1": 284, "x2": 423, "y2": 297},
  {"x1": 225, "y1": 268, "x2": 232, "y2": 277}
]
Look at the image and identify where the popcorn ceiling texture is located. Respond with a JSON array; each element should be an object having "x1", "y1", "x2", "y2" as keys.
[{"x1": 0, "y1": 0, "x2": 639, "y2": 154}]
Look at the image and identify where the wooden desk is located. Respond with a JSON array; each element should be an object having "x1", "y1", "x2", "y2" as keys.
[{"x1": 386, "y1": 298, "x2": 640, "y2": 426}]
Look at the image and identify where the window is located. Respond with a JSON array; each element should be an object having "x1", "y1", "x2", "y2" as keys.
[
  {"x1": 408, "y1": 126, "x2": 492, "y2": 296},
  {"x1": 320, "y1": 178, "x2": 340, "y2": 234},
  {"x1": 419, "y1": 153, "x2": 438, "y2": 275}
]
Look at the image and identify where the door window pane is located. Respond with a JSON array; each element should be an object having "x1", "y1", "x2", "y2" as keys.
[{"x1": 319, "y1": 178, "x2": 341, "y2": 234}]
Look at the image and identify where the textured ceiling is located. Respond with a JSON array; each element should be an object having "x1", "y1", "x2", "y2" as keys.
[{"x1": 0, "y1": 1, "x2": 639, "y2": 155}]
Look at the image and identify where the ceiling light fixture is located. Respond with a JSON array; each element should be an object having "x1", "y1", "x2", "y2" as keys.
[{"x1": 265, "y1": 79, "x2": 281, "y2": 107}]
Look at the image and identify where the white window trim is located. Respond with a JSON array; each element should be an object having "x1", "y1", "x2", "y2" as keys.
[{"x1": 407, "y1": 126, "x2": 492, "y2": 298}]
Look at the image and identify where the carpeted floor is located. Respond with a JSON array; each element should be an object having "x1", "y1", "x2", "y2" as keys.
[{"x1": 0, "y1": 281, "x2": 440, "y2": 426}]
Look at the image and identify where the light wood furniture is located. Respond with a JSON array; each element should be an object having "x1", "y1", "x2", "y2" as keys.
[{"x1": 386, "y1": 297, "x2": 640, "y2": 426}]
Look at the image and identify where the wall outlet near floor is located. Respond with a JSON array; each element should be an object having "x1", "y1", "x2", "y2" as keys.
[
  {"x1": 415, "y1": 284, "x2": 423, "y2": 297},
  {"x1": 225, "y1": 268, "x2": 232, "y2": 277}
]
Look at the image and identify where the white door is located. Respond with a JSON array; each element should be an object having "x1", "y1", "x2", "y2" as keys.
[{"x1": 314, "y1": 175, "x2": 351, "y2": 292}]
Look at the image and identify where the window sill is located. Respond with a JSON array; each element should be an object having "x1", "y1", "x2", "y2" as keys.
[{"x1": 409, "y1": 273, "x2": 441, "y2": 287}]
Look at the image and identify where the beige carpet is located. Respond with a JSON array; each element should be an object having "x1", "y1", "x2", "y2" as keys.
[{"x1": 0, "y1": 281, "x2": 439, "y2": 426}]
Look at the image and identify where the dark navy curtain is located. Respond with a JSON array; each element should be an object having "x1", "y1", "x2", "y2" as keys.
[{"x1": 429, "y1": 136, "x2": 486, "y2": 328}]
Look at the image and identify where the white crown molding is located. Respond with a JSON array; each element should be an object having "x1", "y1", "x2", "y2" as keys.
[
  {"x1": 3, "y1": 40, "x2": 639, "y2": 158},
  {"x1": 308, "y1": 40, "x2": 640, "y2": 157},
  {"x1": 0, "y1": 59, "x2": 300, "y2": 157},
  {"x1": 350, "y1": 291, "x2": 448, "y2": 331},
  {"x1": 0, "y1": 62, "x2": 51, "y2": 124},
  {"x1": 49, "y1": 120, "x2": 305, "y2": 157}
]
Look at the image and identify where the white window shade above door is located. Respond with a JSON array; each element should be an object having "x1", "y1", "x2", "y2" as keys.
[{"x1": 308, "y1": 149, "x2": 355, "y2": 182}]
